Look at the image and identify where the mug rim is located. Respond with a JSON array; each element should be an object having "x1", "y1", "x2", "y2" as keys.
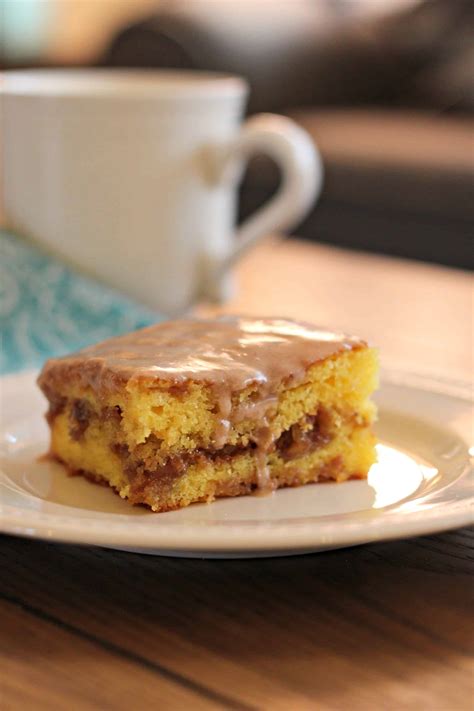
[{"x1": 1, "y1": 69, "x2": 248, "y2": 99}]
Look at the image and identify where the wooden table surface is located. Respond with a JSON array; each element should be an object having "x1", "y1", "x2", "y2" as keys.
[{"x1": 1, "y1": 239, "x2": 473, "y2": 711}]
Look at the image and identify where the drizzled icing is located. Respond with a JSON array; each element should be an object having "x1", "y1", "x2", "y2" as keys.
[
  {"x1": 39, "y1": 316, "x2": 365, "y2": 492},
  {"x1": 39, "y1": 316, "x2": 363, "y2": 394}
]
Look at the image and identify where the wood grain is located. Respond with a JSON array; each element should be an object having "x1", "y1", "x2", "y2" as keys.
[
  {"x1": 1, "y1": 240, "x2": 473, "y2": 710},
  {"x1": 1, "y1": 597, "x2": 223, "y2": 711},
  {"x1": 1, "y1": 531, "x2": 473, "y2": 710}
]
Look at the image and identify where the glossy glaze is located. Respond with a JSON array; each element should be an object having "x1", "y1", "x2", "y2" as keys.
[{"x1": 38, "y1": 316, "x2": 363, "y2": 395}]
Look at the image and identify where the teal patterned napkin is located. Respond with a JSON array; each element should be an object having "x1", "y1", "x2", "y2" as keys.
[{"x1": 0, "y1": 230, "x2": 161, "y2": 374}]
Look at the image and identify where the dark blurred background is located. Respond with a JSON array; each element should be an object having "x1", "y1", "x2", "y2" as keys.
[{"x1": 2, "y1": 0, "x2": 472, "y2": 269}]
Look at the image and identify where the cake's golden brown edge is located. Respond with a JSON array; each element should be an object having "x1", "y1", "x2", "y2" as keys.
[{"x1": 51, "y1": 443, "x2": 373, "y2": 514}]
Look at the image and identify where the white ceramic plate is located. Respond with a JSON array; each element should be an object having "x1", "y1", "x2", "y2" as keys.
[{"x1": 0, "y1": 370, "x2": 472, "y2": 558}]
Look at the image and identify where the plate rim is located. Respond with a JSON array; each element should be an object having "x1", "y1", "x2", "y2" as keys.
[{"x1": 0, "y1": 368, "x2": 472, "y2": 554}]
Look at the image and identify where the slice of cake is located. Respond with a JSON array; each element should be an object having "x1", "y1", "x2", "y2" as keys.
[{"x1": 38, "y1": 317, "x2": 378, "y2": 512}]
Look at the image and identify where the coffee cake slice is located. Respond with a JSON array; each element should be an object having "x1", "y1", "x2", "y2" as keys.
[{"x1": 38, "y1": 317, "x2": 378, "y2": 512}]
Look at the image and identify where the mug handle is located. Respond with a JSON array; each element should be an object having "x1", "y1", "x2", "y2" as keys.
[{"x1": 202, "y1": 113, "x2": 323, "y2": 300}]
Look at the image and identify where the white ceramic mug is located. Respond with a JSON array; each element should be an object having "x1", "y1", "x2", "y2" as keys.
[{"x1": 2, "y1": 70, "x2": 322, "y2": 314}]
